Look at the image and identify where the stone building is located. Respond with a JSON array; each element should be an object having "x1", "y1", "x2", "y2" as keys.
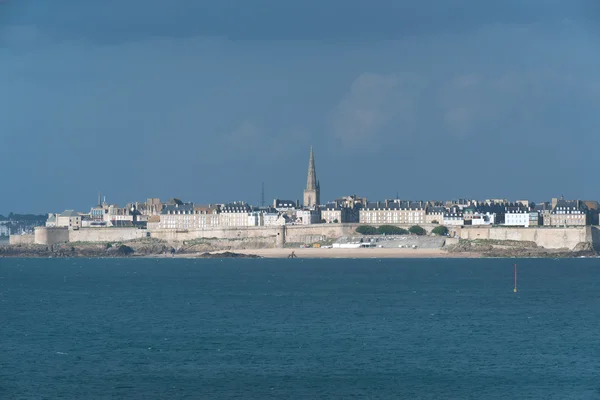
[
  {"x1": 359, "y1": 200, "x2": 426, "y2": 225},
  {"x1": 548, "y1": 198, "x2": 587, "y2": 226},
  {"x1": 158, "y1": 202, "x2": 220, "y2": 230},
  {"x1": 425, "y1": 206, "x2": 445, "y2": 224},
  {"x1": 320, "y1": 204, "x2": 360, "y2": 224},
  {"x1": 53, "y1": 210, "x2": 82, "y2": 230},
  {"x1": 220, "y1": 202, "x2": 253, "y2": 227}
]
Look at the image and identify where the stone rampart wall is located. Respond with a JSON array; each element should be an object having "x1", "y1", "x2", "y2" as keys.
[
  {"x1": 69, "y1": 228, "x2": 147, "y2": 243},
  {"x1": 34, "y1": 227, "x2": 69, "y2": 246},
  {"x1": 458, "y1": 226, "x2": 591, "y2": 250},
  {"x1": 32, "y1": 223, "x2": 597, "y2": 251},
  {"x1": 9, "y1": 234, "x2": 35, "y2": 245}
]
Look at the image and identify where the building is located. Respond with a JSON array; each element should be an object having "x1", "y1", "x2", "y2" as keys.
[
  {"x1": 471, "y1": 212, "x2": 496, "y2": 226},
  {"x1": 158, "y1": 203, "x2": 220, "y2": 230},
  {"x1": 549, "y1": 198, "x2": 587, "y2": 226},
  {"x1": 320, "y1": 204, "x2": 360, "y2": 224},
  {"x1": 193, "y1": 204, "x2": 220, "y2": 229},
  {"x1": 159, "y1": 202, "x2": 197, "y2": 230},
  {"x1": 504, "y1": 207, "x2": 530, "y2": 227},
  {"x1": 45, "y1": 214, "x2": 57, "y2": 227},
  {"x1": 303, "y1": 146, "x2": 320, "y2": 208},
  {"x1": 220, "y1": 202, "x2": 252, "y2": 227},
  {"x1": 55, "y1": 210, "x2": 82, "y2": 230},
  {"x1": 0, "y1": 222, "x2": 9, "y2": 236},
  {"x1": 296, "y1": 209, "x2": 321, "y2": 225},
  {"x1": 443, "y1": 209, "x2": 465, "y2": 226},
  {"x1": 425, "y1": 206, "x2": 446, "y2": 224},
  {"x1": 273, "y1": 199, "x2": 298, "y2": 212},
  {"x1": 263, "y1": 209, "x2": 288, "y2": 226},
  {"x1": 359, "y1": 200, "x2": 426, "y2": 225}
]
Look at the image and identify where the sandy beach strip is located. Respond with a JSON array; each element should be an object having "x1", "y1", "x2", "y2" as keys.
[{"x1": 213, "y1": 247, "x2": 481, "y2": 259}]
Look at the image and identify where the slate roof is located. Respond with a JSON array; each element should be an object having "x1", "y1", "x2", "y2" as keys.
[
  {"x1": 161, "y1": 202, "x2": 195, "y2": 214},
  {"x1": 274, "y1": 199, "x2": 297, "y2": 208},
  {"x1": 221, "y1": 203, "x2": 252, "y2": 213},
  {"x1": 60, "y1": 210, "x2": 80, "y2": 217},
  {"x1": 552, "y1": 199, "x2": 586, "y2": 213}
]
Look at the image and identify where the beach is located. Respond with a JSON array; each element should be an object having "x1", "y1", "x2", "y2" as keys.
[{"x1": 211, "y1": 247, "x2": 482, "y2": 259}]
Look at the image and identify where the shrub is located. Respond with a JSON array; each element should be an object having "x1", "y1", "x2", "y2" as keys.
[
  {"x1": 333, "y1": 219, "x2": 339, "y2": 223},
  {"x1": 356, "y1": 225, "x2": 378, "y2": 235},
  {"x1": 431, "y1": 220, "x2": 439, "y2": 224},
  {"x1": 409, "y1": 225, "x2": 427, "y2": 236},
  {"x1": 431, "y1": 225, "x2": 449, "y2": 236},
  {"x1": 377, "y1": 225, "x2": 409, "y2": 235}
]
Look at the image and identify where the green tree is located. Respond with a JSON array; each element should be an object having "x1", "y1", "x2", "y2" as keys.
[
  {"x1": 356, "y1": 225, "x2": 378, "y2": 235},
  {"x1": 409, "y1": 225, "x2": 427, "y2": 236},
  {"x1": 431, "y1": 225, "x2": 449, "y2": 236},
  {"x1": 377, "y1": 225, "x2": 409, "y2": 235},
  {"x1": 333, "y1": 219, "x2": 339, "y2": 223}
]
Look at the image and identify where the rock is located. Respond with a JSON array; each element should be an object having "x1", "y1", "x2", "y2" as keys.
[{"x1": 197, "y1": 251, "x2": 262, "y2": 259}]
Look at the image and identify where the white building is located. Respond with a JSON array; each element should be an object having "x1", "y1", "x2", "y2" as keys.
[
  {"x1": 0, "y1": 222, "x2": 9, "y2": 236},
  {"x1": 296, "y1": 209, "x2": 321, "y2": 225},
  {"x1": 248, "y1": 212, "x2": 261, "y2": 227},
  {"x1": 263, "y1": 212, "x2": 286, "y2": 226},
  {"x1": 505, "y1": 210, "x2": 530, "y2": 227},
  {"x1": 471, "y1": 212, "x2": 496, "y2": 226},
  {"x1": 443, "y1": 212, "x2": 465, "y2": 226}
]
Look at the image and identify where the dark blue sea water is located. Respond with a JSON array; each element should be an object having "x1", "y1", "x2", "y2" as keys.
[{"x1": 2, "y1": 258, "x2": 600, "y2": 399}]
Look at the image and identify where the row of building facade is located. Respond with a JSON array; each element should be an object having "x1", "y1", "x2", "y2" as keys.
[{"x1": 45, "y1": 195, "x2": 597, "y2": 231}]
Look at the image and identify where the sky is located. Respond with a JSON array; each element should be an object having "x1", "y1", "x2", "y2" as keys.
[{"x1": 1, "y1": 0, "x2": 600, "y2": 214}]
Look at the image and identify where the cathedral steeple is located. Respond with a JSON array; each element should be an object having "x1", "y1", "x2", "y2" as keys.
[
  {"x1": 303, "y1": 146, "x2": 320, "y2": 208},
  {"x1": 306, "y1": 146, "x2": 317, "y2": 190}
]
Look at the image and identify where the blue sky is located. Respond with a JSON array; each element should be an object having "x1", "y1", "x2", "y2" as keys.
[{"x1": 1, "y1": 0, "x2": 600, "y2": 213}]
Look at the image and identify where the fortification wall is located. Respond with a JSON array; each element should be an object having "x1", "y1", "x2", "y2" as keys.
[
  {"x1": 34, "y1": 227, "x2": 69, "y2": 245},
  {"x1": 69, "y1": 228, "x2": 147, "y2": 243},
  {"x1": 458, "y1": 226, "x2": 591, "y2": 250},
  {"x1": 10, "y1": 234, "x2": 35, "y2": 245},
  {"x1": 149, "y1": 226, "x2": 285, "y2": 246}
]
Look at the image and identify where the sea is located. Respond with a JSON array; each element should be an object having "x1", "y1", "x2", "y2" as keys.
[{"x1": 1, "y1": 258, "x2": 600, "y2": 400}]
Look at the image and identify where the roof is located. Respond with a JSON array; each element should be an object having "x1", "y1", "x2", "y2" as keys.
[
  {"x1": 426, "y1": 206, "x2": 446, "y2": 213},
  {"x1": 274, "y1": 199, "x2": 296, "y2": 208},
  {"x1": 221, "y1": 202, "x2": 252, "y2": 213},
  {"x1": 552, "y1": 199, "x2": 586, "y2": 213},
  {"x1": 161, "y1": 202, "x2": 195, "y2": 214},
  {"x1": 193, "y1": 204, "x2": 219, "y2": 213},
  {"x1": 60, "y1": 210, "x2": 80, "y2": 217}
]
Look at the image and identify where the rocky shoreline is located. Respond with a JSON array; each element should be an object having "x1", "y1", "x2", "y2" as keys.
[
  {"x1": 445, "y1": 239, "x2": 598, "y2": 258},
  {"x1": 0, "y1": 242, "x2": 262, "y2": 259}
]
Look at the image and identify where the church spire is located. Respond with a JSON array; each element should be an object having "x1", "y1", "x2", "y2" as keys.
[
  {"x1": 306, "y1": 146, "x2": 317, "y2": 190},
  {"x1": 303, "y1": 146, "x2": 320, "y2": 208}
]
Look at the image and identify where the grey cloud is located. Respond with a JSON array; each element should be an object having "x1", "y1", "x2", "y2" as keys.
[
  {"x1": 5, "y1": 0, "x2": 597, "y2": 45},
  {"x1": 332, "y1": 73, "x2": 416, "y2": 149}
]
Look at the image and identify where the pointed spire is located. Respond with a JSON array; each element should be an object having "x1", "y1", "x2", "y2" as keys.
[{"x1": 306, "y1": 146, "x2": 317, "y2": 190}]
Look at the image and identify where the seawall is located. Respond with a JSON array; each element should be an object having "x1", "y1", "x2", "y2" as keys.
[
  {"x1": 457, "y1": 226, "x2": 591, "y2": 250},
  {"x1": 9, "y1": 234, "x2": 35, "y2": 246},
  {"x1": 28, "y1": 224, "x2": 599, "y2": 251}
]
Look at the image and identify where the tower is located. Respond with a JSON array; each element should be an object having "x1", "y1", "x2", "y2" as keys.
[{"x1": 303, "y1": 146, "x2": 320, "y2": 208}]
